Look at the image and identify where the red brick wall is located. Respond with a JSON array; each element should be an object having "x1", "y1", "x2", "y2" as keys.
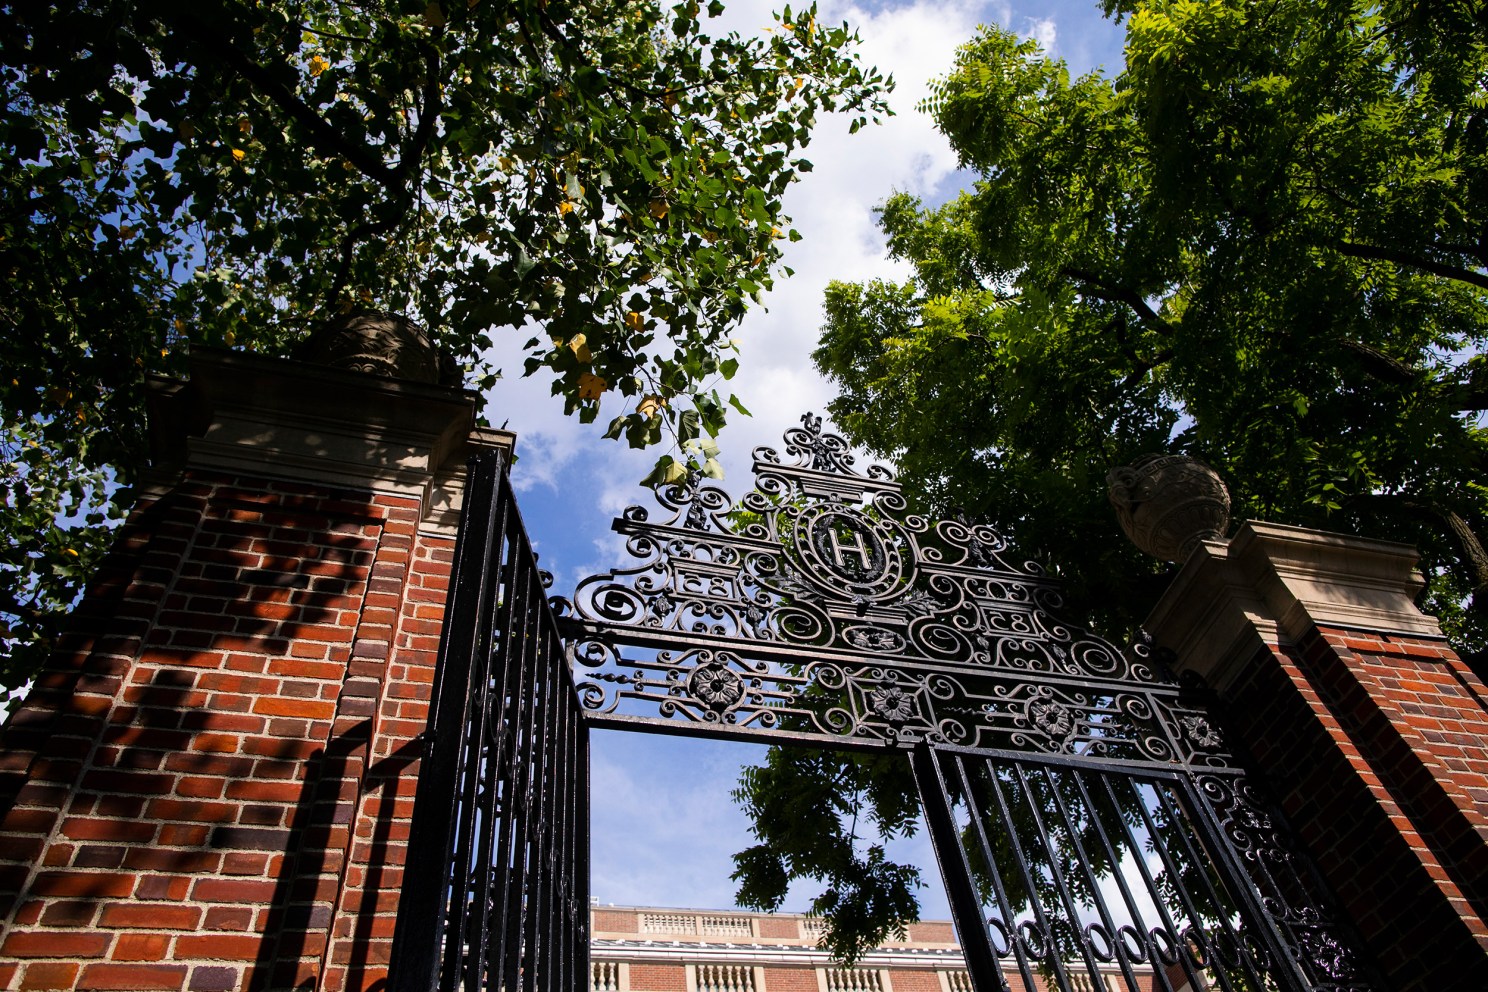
[
  {"x1": 885, "y1": 970, "x2": 940, "y2": 992},
  {"x1": 903, "y1": 922, "x2": 955, "y2": 945},
  {"x1": 593, "y1": 910, "x2": 640, "y2": 935},
  {"x1": 760, "y1": 966, "x2": 818, "y2": 992},
  {"x1": 1223, "y1": 629, "x2": 1488, "y2": 990},
  {"x1": 0, "y1": 470, "x2": 451, "y2": 992},
  {"x1": 628, "y1": 962, "x2": 687, "y2": 991},
  {"x1": 756, "y1": 917, "x2": 800, "y2": 940}
]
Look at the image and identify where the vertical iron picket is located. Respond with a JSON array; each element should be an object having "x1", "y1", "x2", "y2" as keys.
[{"x1": 388, "y1": 450, "x2": 589, "y2": 992}]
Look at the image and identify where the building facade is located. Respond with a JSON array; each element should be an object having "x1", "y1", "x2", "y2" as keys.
[{"x1": 589, "y1": 906, "x2": 1164, "y2": 992}]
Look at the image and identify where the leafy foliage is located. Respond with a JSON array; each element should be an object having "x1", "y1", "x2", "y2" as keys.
[
  {"x1": 815, "y1": 0, "x2": 1488, "y2": 647},
  {"x1": 738, "y1": 0, "x2": 1488, "y2": 957},
  {"x1": 0, "y1": 0, "x2": 890, "y2": 699},
  {"x1": 731, "y1": 746, "x2": 923, "y2": 963}
]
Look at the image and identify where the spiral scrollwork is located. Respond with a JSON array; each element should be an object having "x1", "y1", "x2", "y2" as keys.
[{"x1": 563, "y1": 412, "x2": 1251, "y2": 764}]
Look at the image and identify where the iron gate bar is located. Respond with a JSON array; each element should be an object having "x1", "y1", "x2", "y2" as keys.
[
  {"x1": 461, "y1": 465, "x2": 517, "y2": 990},
  {"x1": 389, "y1": 446, "x2": 506, "y2": 992},
  {"x1": 915, "y1": 745, "x2": 1293, "y2": 992},
  {"x1": 1038, "y1": 762, "x2": 1143, "y2": 992},
  {"x1": 921, "y1": 741, "x2": 1320, "y2": 989},
  {"x1": 1090, "y1": 773, "x2": 1209, "y2": 992},
  {"x1": 389, "y1": 450, "x2": 589, "y2": 992},
  {"x1": 910, "y1": 743, "x2": 1016, "y2": 992},
  {"x1": 1067, "y1": 771, "x2": 1200, "y2": 992}
]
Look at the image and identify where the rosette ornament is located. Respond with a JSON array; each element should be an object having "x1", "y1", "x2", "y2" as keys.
[{"x1": 1107, "y1": 454, "x2": 1231, "y2": 563}]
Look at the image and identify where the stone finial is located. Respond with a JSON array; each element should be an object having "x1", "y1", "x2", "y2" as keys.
[
  {"x1": 1107, "y1": 454, "x2": 1231, "y2": 563},
  {"x1": 295, "y1": 310, "x2": 462, "y2": 387}
]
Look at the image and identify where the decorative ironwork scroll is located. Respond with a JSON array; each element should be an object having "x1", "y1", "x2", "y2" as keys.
[
  {"x1": 559, "y1": 414, "x2": 1224, "y2": 765},
  {"x1": 557, "y1": 413, "x2": 1378, "y2": 992}
]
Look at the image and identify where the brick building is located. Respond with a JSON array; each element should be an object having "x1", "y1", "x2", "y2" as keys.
[{"x1": 588, "y1": 906, "x2": 1143, "y2": 992}]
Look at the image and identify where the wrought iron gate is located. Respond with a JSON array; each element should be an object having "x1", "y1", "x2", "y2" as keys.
[{"x1": 391, "y1": 417, "x2": 1377, "y2": 992}]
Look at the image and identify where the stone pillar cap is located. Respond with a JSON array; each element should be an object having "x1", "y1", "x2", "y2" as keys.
[
  {"x1": 1145, "y1": 520, "x2": 1443, "y2": 692},
  {"x1": 144, "y1": 346, "x2": 514, "y2": 534}
]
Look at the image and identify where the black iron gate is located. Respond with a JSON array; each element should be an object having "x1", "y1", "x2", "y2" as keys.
[{"x1": 391, "y1": 417, "x2": 1377, "y2": 992}]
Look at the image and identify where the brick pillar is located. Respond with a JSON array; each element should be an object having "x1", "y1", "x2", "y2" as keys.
[
  {"x1": 1144, "y1": 521, "x2": 1488, "y2": 990},
  {"x1": 0, "y1": 347, "x2": 511, "y2": 992}
]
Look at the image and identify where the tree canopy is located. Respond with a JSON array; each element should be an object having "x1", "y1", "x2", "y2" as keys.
[
  {"x1": 736, "y1": 0, "x2": 1488, "y2": 959},
  {"x1": 0, "y1": 0, "x2": 889, "y2": 698},
  {"x1": 814, "y1": 0, "x2": 1488, "y2": 648}
]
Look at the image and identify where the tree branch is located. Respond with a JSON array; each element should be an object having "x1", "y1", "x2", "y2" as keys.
[
  {"x1": 1334, "y1": 239, "x2": 1488, "y2": 291},
  {"x1": 324, "y1": 216, "x2": 400, "y2": 309},
  {"x1": 1336, "y1": 338, "x2": 1421, "y2": 386},
  {"x1": 1355, "y1": 492, "x2": 1488, "y2": 616},
  {"x1": 397, "y1": 43, "x2": 443, "y2": 187},
  {"x1": 166, "y1": 10, "x2": 402, "y2": 193},
  {"x1": 1061, "y1": 266, "x2": 1175, "y2": 335}
]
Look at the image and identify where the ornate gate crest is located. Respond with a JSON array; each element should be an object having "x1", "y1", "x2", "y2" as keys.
[{"x1": 558, "y1": 415, "x2": 1222, "y2": 765}]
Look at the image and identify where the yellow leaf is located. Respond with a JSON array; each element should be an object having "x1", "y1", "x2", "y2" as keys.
[
  {"x1": 231, "y1": 148, "x2": 246, "y2": 162},
  {"x1": 649, "y1": 199, "x2": 670, "y2": 220},
  {"x1": 224, "y1": 330, "x2": 236, "y2": 346},
  {"x1": 625, "y1": 311, "x2": 645, "y2": 331},
  {"x1": 577, "y1": 372, "x2": 608, "y2": 400},
  {"x1": 569, "y1": 333, "x2": 591, "y2": 363},
  {"x1": 309, "y1": 55, "x2": 329, "y2": 76},
  {"x1": 637, "y1": 394, "x2": 666, "y2": 419},
  {"x1": 63, "y1": 548, "x2": 78, "y2": 558},
  {"x1": 558, "y1": 200, "x2": 575, "y2": 215}
]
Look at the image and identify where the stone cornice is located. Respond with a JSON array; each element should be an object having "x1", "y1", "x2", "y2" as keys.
[
  {"x1": 144, "y1": 347, "x2": 514, "y2": 536},
  {"x1": 1145, "y1": 520, "x2": 1443, "y2": 693}
]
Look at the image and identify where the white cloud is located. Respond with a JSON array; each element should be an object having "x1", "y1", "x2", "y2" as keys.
[{"x1": 1029, "y1": 15, "x2": 1057, "y2": 54}]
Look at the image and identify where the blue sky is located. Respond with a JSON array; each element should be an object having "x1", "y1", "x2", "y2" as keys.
[{"x1": 492, "y1": 0, "x2": 1128, "y2": 922}]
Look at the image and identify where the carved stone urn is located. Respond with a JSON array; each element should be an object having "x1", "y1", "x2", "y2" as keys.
[
  {"x1": 1107, "y1": 454, "x2": 1231, "y2": 563},
  {"x1": 294, "y1": 310, "x2": 461, "y2": 387}
]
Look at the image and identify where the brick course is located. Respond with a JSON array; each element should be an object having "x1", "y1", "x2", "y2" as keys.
[
  {"x1": 627, "y1": 963, "x2": 687, "y2": 991},
  {"x1": 1221, "y1": 631, "x2": 1488, "y2": 989},
  {"x1": 0, "y1": 470, "x2": 456, "y2": 992}
]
